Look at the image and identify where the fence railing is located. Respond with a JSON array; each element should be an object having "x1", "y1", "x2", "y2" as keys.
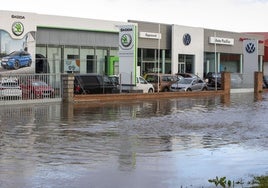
[
  {"x1": 0, "y1": 73, "x2": 62, "y2": 103},
  {"x1": 230, "y1": 73, "x2": 255, "y2": 89}
]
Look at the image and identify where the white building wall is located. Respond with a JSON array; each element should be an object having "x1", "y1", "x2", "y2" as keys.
[
  {"x1": 36, "y1": 14, "x2": 126, "y2": 32},
  {"x1": 0, "y1": 10, "x2": 37, "y2": 39},
  {"x1": 172, "y1": 25, "x2": 204, "y2": 77}
]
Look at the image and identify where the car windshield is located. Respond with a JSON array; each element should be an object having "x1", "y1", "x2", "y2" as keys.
[
  {"x1": 8, "y1": 51, "x2": 21, "y2": 56},
  {"x1": 145, "y1": 75, "x2": 158, "y2": 82},
  {"x1": 32, "y1": 81, "x2": 48, "y2": 86},
  {"x1": 213, "y1": 73, "x2": 221, "y2": 78},
  {"x1": 103, "y1": 76, "x2": 113, "y2": 84},
  {"x1": 178, "y1": 78, "x2": 193, "y2": 84},
  {"x1": 1, "y1": 82, "x2": 19, "y2": 87}
]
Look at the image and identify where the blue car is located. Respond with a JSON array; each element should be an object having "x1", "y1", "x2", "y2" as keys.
[{"x1": 1, "y1": 51, "x2": 32, "y2": 70}]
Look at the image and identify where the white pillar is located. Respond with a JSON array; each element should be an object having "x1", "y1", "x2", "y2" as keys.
[
  {"x1": 259, "y1": 55, "x2": 263, "y2": 72},
  {"x1": 162, "y1": 49, "x2": 165, "y2": 73},
  {"x1": 240, "y1": 54, "x2": 243, "y2": 74}
]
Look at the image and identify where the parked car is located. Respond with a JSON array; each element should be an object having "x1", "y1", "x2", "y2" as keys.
[
  {"x1": 0, "y1": 78, "x2": 22, "y2": 99},
  {"x1": 21, "y1": 79, "x2": 55, "y2": 99},
  {"x1": 74, "y1": 74, "x2": 118, "y2": 94},
  {"x1": 177, "y1": 73, "x2": 200, "y2": 79},
  {"x1": 1, "y1": 51, "x2": 32, "y2": 70},
  {"x1": 133, "y1": 76, "x2": 154, "y2": 93},
  {"x1": 170, "y1": 77, "x2": 208, "y2": 92},
  {"x1": 108, "y1": 75, "x2": 154, "y2": 93},
  {"x1": 230, "y1": 73, "x2": 243, "y2": 88},
  {"x1": 263, "y1": 75, "x2": 268, "y2": 88},
  {"x1": 205, "y1": 72, "x2": 222, "y2": 88},
  {"x1": 108, "y1": 75, "x2": 119, "y2": 86},
  {"x1": 144, "y1": 73, "x2": 178, "y2": 92}
]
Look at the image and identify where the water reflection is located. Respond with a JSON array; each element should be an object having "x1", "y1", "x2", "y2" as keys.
[{"x1": 0, "y1": 92, "x2": 268, "y2": 187}]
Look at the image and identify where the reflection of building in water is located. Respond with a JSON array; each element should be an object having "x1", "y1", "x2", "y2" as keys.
[
  {"x1": 0, "y1": 103, "x2": 62, "y2": 125},
  {"x1": 118, "y1": 135, "x2": 137, "y2": 171}
]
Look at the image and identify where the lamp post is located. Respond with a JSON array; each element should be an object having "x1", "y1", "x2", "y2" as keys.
[
  {"x1": 157, "y1": 23, "x2": 161, "y2": 93},
  {"x1": 214, "y1": 32, "x2": 217, "y2": 91}
]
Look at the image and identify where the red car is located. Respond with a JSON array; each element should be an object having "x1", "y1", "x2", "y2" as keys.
[{"x1": 21, "y1": 79, "x2": 55, "y2": 99}]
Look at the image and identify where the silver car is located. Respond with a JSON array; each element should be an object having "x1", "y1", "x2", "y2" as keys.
[
  {"x1": 170, "y1": 77, "x2": 208, "y2": 92},
  {"x1": 0, "y1": 78, "x2": 22, "y2": 99}
]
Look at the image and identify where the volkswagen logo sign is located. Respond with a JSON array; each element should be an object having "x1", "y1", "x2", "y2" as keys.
[
  {"x1": 183, "y1": 33, "x2": 191, "y2": 46},
  {"x1": 245, "y1": 42, "x2": 256, "y2": 54}
]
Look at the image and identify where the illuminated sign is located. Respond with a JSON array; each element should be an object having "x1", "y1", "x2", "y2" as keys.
[
  {"x1": 12, "y1": 22, "x2": 24, "y2": 36},
  {"x1": 139, "y1": 32, "x2": 161, "y2": 39},
  {"x1": 209, "y1": 37, "x2": 234, "y2": 45}
]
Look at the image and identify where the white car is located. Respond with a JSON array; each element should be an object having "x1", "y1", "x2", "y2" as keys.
[
  {"x1": 0, "y1": 78, "x2": 22, "y2": 99},
  {"x1": 170, "y1": 77, "x2": 208, "y2": 92},
  {"x1": 133, "y1": 76, "x2": 154, "y2": 93}
]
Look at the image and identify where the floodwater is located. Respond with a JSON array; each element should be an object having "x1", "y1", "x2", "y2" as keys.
[{"x1": 0, "y1": 92, "x2": 268, "y2": 188}]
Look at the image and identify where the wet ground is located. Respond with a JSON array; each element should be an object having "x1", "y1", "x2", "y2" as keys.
[{"x1": 0, "y1": 92, "x2": 268, "y2": 187}]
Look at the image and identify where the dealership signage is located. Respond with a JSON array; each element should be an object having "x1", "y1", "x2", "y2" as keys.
[
  {"x1": 0, "y1": 11, "x2": 36, "y2": 73},
  {"x1": 139, "y1": 32, "x2": 161, "y2": 39},
  {"x1": 11, "y1": 14, "x2": 25, "y2": 19},
  {"x1": 243, "y1": 39, "x2": 258, "y2": 64},
  {"x1": 243, "y1": 39, "x2": 258, "y2": 85},
  {"x1": 118, "y1": 25, "x2": 137, "y2": 85},
  {"x1": 209, "y1": 37, "x2": 234, "y2": 45},
  {"x1": 12, "y1": 22, "x2": 24, "y2": 36},
  {"x1": 119, "y1": 25, "x2": 135, "y2": 56}
]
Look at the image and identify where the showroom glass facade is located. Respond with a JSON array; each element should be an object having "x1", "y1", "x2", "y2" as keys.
[
  {"x1": 36, "y1": 45, "x2": 118, "y2": 74},
  {"x1": 178, "y1": 54, "x2": 195, "y2": 74},
  {"x1": 138, "y1": 48, "x2": 171, "y2": 75},
  {"x1": 36, "y1": 27, "x2": 119, "y2": 75},
  {"x1": 204, "y1": 52, "x2": 242, "y2": 76}
]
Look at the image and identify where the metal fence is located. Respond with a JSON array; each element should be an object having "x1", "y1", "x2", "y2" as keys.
[
  {"x1": 0, "y1": 73, "x2": 62, "y2": 104},
  {"x1": 230, "y1": 73, "x2": 255, "y2": 89}
]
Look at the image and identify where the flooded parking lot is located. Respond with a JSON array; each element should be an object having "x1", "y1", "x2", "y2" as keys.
[{"x1": 0, "y1": 92, "x2": 268, "y2": 187}]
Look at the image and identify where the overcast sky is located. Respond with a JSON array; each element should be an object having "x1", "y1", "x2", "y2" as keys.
[{"x1": 1, "y1": 0, "x2": 268, "y2": 32}]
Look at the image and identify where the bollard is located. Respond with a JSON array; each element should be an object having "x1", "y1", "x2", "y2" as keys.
[
  {"x1": 62, "y1": 74, "x2": 75, "y2": 102},
  {"x1": 221, "y1": 72, "x2": 231, "y2": 94},
  {"x1": 254, "y1": 71, "x2": 263, "y2": 94}
]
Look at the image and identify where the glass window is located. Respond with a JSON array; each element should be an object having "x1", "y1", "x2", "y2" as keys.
[
  {"x1": 64, "y1": 46, "x2": 79, "y2": 73},
  {"x1": 80, "y1": 47, "x2": 95, "y2": 73},
  {"x1": 47, "y1": 46, "x2": 62, "y2": 74},
  {"x1": 96, "y1": 48, "x2": 107, "y2": 74},
  {"x1": 143, "y1": 49, "x2": 155, "y2": 61}
]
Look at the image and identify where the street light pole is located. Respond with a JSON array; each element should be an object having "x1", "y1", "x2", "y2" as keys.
[
  {"x1": 157, "y1": 23, "x2": 161, "y2": 93},
  {"x1": 214, "y1": 32, "x2": 217, "y2": 91}
]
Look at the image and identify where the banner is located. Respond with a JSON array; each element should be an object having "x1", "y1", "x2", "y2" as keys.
[
  {"x1": 118, "y1": 25, "x2": 137, "y2": 85},
  {"x1": 243, "y1": 39, "x2": 258, "y2": 86},
  {"x1": 0, "y1": 11, "x2": 36, "y2": 74}
]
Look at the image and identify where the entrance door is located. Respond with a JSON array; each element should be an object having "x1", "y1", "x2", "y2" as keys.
[
  {"x1": 87, "y1": 55, "x2": 95, "y2": 73},
  {"x1": 178, "y1": 62, "x2": 185, "y2": 73},
  {"x1": 178, "y1": 54, "x2": 194, "y2": 73}
]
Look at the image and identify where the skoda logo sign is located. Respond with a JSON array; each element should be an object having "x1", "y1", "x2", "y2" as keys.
[
  {"x1": 121, "y1": 34, "x2": 132, "y2": 48},
  {"x1": 183, "y1": 33, "x2": 191, "y2": 46},
  {"x1": 245, "y1": 42, "x2": 256, "y2": 53},
  {"x1": 12, "y1": 22, "x2": 24, "y2": 36}
]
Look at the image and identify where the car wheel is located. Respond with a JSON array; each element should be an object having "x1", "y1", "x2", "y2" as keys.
[
  {"x1": 14, "y1": 60, "x2": 20, "y2": 70},
  {"x1": 28, "y1": 59, "x2": 32, "y2": 67},
  {"x1": 202, "y1": 87, "x2": 208, "y2": 91},
  {"x1": 186, "y1": 88, "x2": 192, "y2": 92},
  {"x1": 148, "y1": 88, "x2": 154, "y2": 93},
  {"x1": 163, "y1": 87, "x2": 169, "y2": 92}
]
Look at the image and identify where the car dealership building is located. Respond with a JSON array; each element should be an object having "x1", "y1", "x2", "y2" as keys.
[{"x1": 0, "y1": 10, "x2": 265, "y2": 88}]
